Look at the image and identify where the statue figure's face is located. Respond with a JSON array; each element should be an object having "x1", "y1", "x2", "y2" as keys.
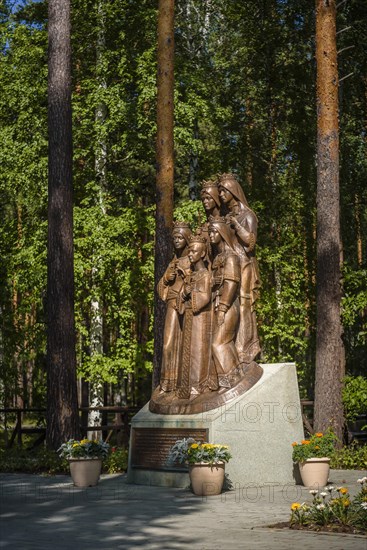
[
  {"x1": 219, "y1": 185, "x2": 233, "y2": 204},
  {"x1": 188, "y1": 243, "x2": 204, "y2": 264},
  {"x1": 201, "y1": 192, "x2": 216, "y2": 211},
  {"x1": 172, "y1": 232, "x2": 187, "y2": 250},
  {"x1": 209, "y1": 227, "x2": 221, "y2": 244}
]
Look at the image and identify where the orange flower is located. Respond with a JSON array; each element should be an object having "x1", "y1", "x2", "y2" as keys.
[
  {"x1": 339, "y1": 487, "x2": 348, "y2": 495},
  {"x1": 291, "y1": 442, "x2": 298, "y2": 447},
  {"x1": 315, "y1": 432, "x2": 323, "y2": 437},
  {"x1": 301, "y1": 440, "x2": 310, "y2": 445},
  {"x1": 314, "y1": 445, "x2": 320, "y2": 450}
]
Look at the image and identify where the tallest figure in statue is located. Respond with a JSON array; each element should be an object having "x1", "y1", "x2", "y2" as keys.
[
  {"x1": 150, "y1": 174, "x2": 263, "y2": 415},
  {"x1": 218, "y1": 173, "x2": 261, "y2": 364}
]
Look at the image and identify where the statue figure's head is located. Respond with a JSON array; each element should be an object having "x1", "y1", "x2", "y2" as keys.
[
  {"x1": 200, "y1": 179, "x2": 221, "y2": 211},
  {"x1": 188, "y1": 234, "x2": 207, "y2": 265},
  {"x1": 208, "y1": 216, "x2": 235, "y2": 250},
  {"x1": 218, "y1": 173, "x2": 249, "y2": 208},
  {"x1": 172, "y1": 221, "x2": 192, "y2": 251}
]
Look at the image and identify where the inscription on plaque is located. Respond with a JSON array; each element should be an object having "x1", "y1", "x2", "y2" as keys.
[{"x1": 131, "y1": 427, "x2": 208, "y2": 471}]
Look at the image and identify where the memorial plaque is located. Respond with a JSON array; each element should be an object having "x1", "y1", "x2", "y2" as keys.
[{"x1": 131, "y1": 427, "x2": 208, "y2": 471}]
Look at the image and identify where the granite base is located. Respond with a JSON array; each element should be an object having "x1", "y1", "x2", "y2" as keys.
[{"x1": 127, "y1": 363, "x2": 304, "y2": 487}]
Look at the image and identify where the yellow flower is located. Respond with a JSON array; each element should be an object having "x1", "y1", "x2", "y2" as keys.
[
  {"x1": 291, "y1": 502, "x2": 301, "y2": 511},
  {"x1": 72, "y1": 443, "x2": 80, "y2": 447},
  {"x1": 343, "y1": 499, "x2": 351, "y2": 507},
  {"x1": 314, "y1": 445, "x2": 320, "y2": 450},
  {"x1": 80, "y1": 439, "x2": 89, "y2": 444},
  {"x1": 339, "y1": 487, "x2": 348, "y2": 495},
  {"x1": 315, "y1": 432, "x2": 323, "y2": 437},
  {"x1": 190, "y1": 443, "x2": 199, "y2": 449}
]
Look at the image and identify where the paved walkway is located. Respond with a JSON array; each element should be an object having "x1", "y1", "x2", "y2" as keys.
[{"x1": 0, "y1": 470, "x2": 366, "y2": 549}]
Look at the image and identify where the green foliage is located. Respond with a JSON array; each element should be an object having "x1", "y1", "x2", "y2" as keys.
[
  {"x1": 342, "y1": 376, "x2": 367, "y2": 423},
  {"x1": 0, "y1": 446, "x2": 68, "y2": 475},
  {"x1": 104, "y1": 447, "x2": 128, "y2": 473},
  {"x1": 58, "y1": 438, "x2": 110, "y2": 460},
  {"x1": 187, "y1": 442, "x2": 232, "y2": 465},
  {"x1": 0, "y1": 443, "x2": 128, "y2": 474},
  {"x1": 1, "y1": 0, "x2": 367, "y2": 410},
  {"x1": 330, "y1": 443, "x2": 367, "y2": 471},
  {"x1": 174, "y1": 200, "x2": 205, "y2": 232},
  {"x1": 168, "y1": 438, "x2": 232, "y2": 466},
  {"x1": 0, "y1": 7, "x2": 48, "y2": 406},
  {"x1": 292, "y1": 431, "x2": 337, "y2": 463}
]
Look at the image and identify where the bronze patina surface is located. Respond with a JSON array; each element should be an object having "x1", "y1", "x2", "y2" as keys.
[{"x1": 150, "y1": 174, "x2": 263, "y2": 415}]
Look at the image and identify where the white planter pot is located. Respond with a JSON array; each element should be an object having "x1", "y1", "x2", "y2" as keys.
[
  {"x1": 298, "y1": 457, "x2": 330, "y2": 488},
  {"x1": 189, "y1": 462, "x2": 225, "y2": 496},
  {"x1": 68, "y1": 458, "x2": 102, "y2": 487}
]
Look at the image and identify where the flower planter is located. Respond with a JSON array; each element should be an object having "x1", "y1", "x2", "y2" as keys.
[
  {"x1": 68, "y1": 458, "x2": 102, "y2": 487},
  {"x1": 298, "y1": 457, "x2": 330, "y2": 488},
  {"x1": 189, "y1": 462, "x2": 225, "y2": 496}
]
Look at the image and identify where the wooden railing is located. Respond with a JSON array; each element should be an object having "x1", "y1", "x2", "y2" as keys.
[
  {"x1": 300, "y1": 400, "x2": 367, "y2": 443},
  {"x1": 1, "y1": 402, "x2": 365, "y2": 448},
  {"x1": 0, "y1": 406, "x2": 139, "y2": 449},
  {"x1": 300, "y1": 399, "x2": 314, "y2": 435}
]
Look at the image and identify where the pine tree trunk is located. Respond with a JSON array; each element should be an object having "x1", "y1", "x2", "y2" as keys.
[
  {"x1": 314, "y1": 0, "x2": 345, "y2": 442},
  {"x1": 46, "y1": 0, "x2": 79, "y2": 449},
  {"x1": 153, "y1": 0, "x2": 175, "y2": 388}
]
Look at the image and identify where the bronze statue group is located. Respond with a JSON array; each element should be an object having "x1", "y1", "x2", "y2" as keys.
[{"x1": 150, "y1": 173, "x2": 263, "y2": 415}]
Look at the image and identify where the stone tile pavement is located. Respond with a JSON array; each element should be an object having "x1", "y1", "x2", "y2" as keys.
[{"x1": 0, "y1": 470, "x2": 366, "y2": 549}]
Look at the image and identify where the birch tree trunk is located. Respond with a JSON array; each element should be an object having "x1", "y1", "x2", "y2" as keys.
[{"x1": 88, "y1": 0, "x2": 107, "y2": 439}]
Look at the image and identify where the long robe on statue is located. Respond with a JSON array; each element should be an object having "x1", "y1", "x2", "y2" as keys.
[
  {"x1": 157, "y1": 255, "x2": 191, "y2": 392},
  {"x1": 176, "y1": 267, "x2": 215, "y2": 399}
]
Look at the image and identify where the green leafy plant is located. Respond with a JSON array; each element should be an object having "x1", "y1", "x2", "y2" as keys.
[
  {"x1": 103, "y1": 447, "x2": 128, "y2": 473},
  {"x1": 330, "y1": 442, "x2": 367, "y2": 470},
  {"x1": 0, "y1": 446, "x2": 68, "y2": 474},
  {"x1": 58, "y1": 438, "x2": 109, "y2": 460},
  {"x1": 168, "y1": 438, "x2": 231, "y2": 466},
  {"x1": 290, "y1": 478, "x2": 367, "y2": 532},
  {"x1": 342, "y1": 376, "x2": 367, "y2": 424},
  {"x1": 292, "y1": 430, "x2": 337, "y2": 463}
]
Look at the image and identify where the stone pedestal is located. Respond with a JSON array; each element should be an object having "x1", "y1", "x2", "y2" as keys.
[{"x1": 127, "y1": 363, "x2": 304, "y2": 487}]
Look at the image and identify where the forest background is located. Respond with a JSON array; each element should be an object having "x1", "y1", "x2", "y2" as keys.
[{"x1": 0, "y1": 0, "x2": 366, "y2": 415}]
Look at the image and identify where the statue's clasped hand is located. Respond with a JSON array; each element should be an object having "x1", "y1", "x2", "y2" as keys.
[
  {"x1": 228, "y1": 214, "x2": 239, "y2": 229},
  {"x1": 183, "y1": 283, "x2": 192, "y2": 298}
]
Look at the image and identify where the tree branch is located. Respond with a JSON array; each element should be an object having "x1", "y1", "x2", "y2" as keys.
[
  {"x1": 336, "y1": 26, "x2": 352, "y2": 35},
  {"x1": 337, "y1": 45, "x2": 355, "y2": 55},
  {"x1": 339, "y1": 71, "x2": 354, "y2": 83},
  {"x1": 336, "y1": 0, "x2": 348, "y2": 9}
]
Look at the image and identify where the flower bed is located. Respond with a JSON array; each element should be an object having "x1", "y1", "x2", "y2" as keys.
[{"x1": 289, "y1": 477, "x2": 367, "y2": 534}]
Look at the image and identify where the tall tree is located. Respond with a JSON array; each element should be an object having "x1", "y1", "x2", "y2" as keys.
[
  {"x1": 46, "y1": 0, "x2": 79, "y2": 448},
  {"x1": 153, "y1": 0, "x2": 175, "y2": 388},
  {"x1": 314, "y1": 0, "x2": 345, "y2": 441}
]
